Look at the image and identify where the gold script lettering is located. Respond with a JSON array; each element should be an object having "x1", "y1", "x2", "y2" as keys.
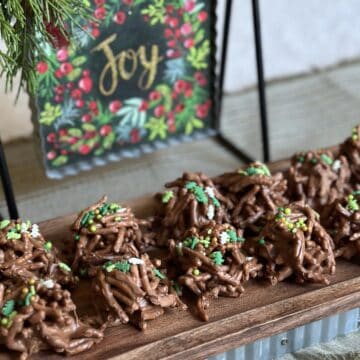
[{"x1": 92, "y1": 34, "x2": 163, "y2": 96}]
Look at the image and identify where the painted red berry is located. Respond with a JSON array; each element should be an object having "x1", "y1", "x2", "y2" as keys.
[
  {"x1": 184, "y1": 38, "x2": 195, "y2": 48},
  {"x1": 47, "y1": 133, "x2": 56, "y2": 143},
  {"x1": 95, "y1": 0, "x2": 105, "y2": 6},
  {"x1": 76, "y1": 99, "x2": 85, "y2": 108},
  {"x1": 168, "y1": 123, "x2": 176, "y2": 133},
  {"x1": 181, "y1": 23, "x2": 192, "y2": 36},
  {"x1": 69, "y1": 137, "x2": 78, "y2": 145},
  {"x1": 123, "y1": 0, "x2": 133, "y2": 5},
  {"x1": 54, "y1": 95, "x2": 64, "y2": 103},
  {"x1": 149, "y1": 91, "x2": 161, "y2": 101},
  {"x1": 36, "y1": 61, "x2": 48, "y2": 74},
  {"x1": 82, "y1": 69, "x2": 90, "y2": 77},
  {"x1": 164, "y1": 28, "x2": 173, "y2": 38},
  {"x1": 130, "y1": 129, "x2": 140, "y2": 143},
  {"x1": 70, "y1": 89, "x2": 82, "y2": 100},
  {"x1": 78, "y1": 77, "x2": 93, "y2": 93},
  {"x1": 169, "y1": 18, "x2": 179, "y2": 28},
  {"x1": 109, "y1": 100, "x2": 122, "y2": 113},
  {"x1": 100, "y1": 125, "x2": 112, "y2": 136},
  {"x1": 81, "y1": 114, "x2": 92, "y2": 123},
  {"x1": 195, "y1": 72, "x2": 207, "y2": 86},
  {"x1": 167, "y1": 39, "x2": 176, "y2": 48},
  {"x1": 154, "y1": 105, "x2": 165, "y2": 117},
  {"x1": 61, "y1": 149, "x2": 68, "y2": 155},
  {"x1": 166, "y1": 5, "x2": 174, "y2": 13},
  {"x1": 92, "y1": 28, "x2": 100, "y2": 38},
  {"x1": 54, "y1": 85, "x2": 65, "y2": 95},
  {"x1": 60, "y1": 63, "x2": 73, "y2": 75},
  {"x1": 184, "y1": 0, "x2": 195, "y2": 12},
  {"x1": 174, "y1": 80, "x2": 187, "y2": 93},
  {"x1": 47, "y1": 151, "x2": 57, "y2": 160},
  {"x1": 184, "y1": 88, "x2": 193, "y2": 97},
  {"x1": 175, "y1": 103, "x2": 185, "y2": 113},
  {"x1": 84, "y1": 131, "x2": 96, "y2": 139},
  {"x1": 114, "y1": 11, "x2": 126, "y2": 24},
  {"x1": 175, "y1": 29, "x2": 182, "y2": 39},
  {"x1": 166, "y1": 49, "x2": 181, "y2": 58},
  {"x1": 198, "y1": 11, "x2": 208, "y2": 22},
  {"x1": 139, "y1": 100, "x2": 148, "y2": 112},
  {"x1": 59, "y1": 129, "x2": 68, "y2": 137},
  {"x1": 196, "y1": 105, "x2": 208, "y2": 118},
  {"x1": 88, "y1": 101, "x2": 98, "y2": 111},
  {"x1": 94, "y1": 7, "x2": 106, "y2": 20},
  {"x1": 79, "y1": 144, "x2": 91, "y2": 155},
  {"x1": 67, "y1": 82, "x2": 74, "y2": 89},
  {"x1": 55, "y1": 69, "x2": 63, "y2": 79},
  {"x1": 56, "y1": 48, "x2": 68, "y2": 62}
]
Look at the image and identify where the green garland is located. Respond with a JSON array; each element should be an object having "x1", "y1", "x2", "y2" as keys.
[{"x1": 0, "y1": 0, "x2": 89, "y2": 93}]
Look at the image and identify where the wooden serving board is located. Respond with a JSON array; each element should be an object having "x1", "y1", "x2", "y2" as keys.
[{"x1": 5, "y1": 156, "x2": 360, "y2": 359}]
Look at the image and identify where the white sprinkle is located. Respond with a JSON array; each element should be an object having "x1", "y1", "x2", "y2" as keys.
[
  {"x1": 220, "y1": 231, "x2": 230, "y2": 244},
  {"x1": 128, "y1": 257, "x2": 144, "y2": 265},
  {"x1": 205, "y1": 187, "x2": 215, "y2": 198},
  {"x1": 31, "y1": 224, "x2": 40, "y2": 238},
  {"x1": 20, "y1": 223, "x2": 29, "y2": 234},
  {"x1": 207, "y1": 204, "x2": 215, "y2": 220},
  {"x1": 42, "y1": 279, "x2": 55, "y2": 289},
  {"x1": 246, "y1": 257, "x2": 254, "y2": 261},
  {"x1": 332, "y1": 159, "x2": 341, "y2": 172}
]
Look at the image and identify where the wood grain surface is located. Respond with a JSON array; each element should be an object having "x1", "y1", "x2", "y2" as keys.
[{"x1": 3, "y1": 156, "x2": 360, "y2": 359}]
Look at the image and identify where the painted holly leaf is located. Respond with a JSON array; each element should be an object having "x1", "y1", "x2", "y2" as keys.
[
  {"x1": 155, "y1": 84, "x2": 172, "y2": 112},
  {"x1": 67, "y1": 67, "x2": 82, "y2": 81},
  {"x1": 53, "y1": 99, "x2": 78, "y2": 130},
  {"x1": 187, "y1": 40, "x2": 210, "y2": 70},
  {"x1": 185, "y1": 118, "x2": 204, "y2": 135},
  {"x1": 68, "y1": 128, "x2": 83, "y2": 137},
  {"x1": 2, "y1": 300, "x2": 15, "y2": 317},
  {"x1": 39, "y1": 103, "x2": 62, "y2": 126},
  {"x1": 72, "y1": 56, "x2": 87, "y2": 67},
  {"x1": 141, "y1": 0, "x2": 166, "y2": 25},
  {"x1": 82, "y1": 123, "x2": 96, "y2": 132},
  {"x1": 103, "y1": 132, "x2": 116, "y2": 150},
  {"x1": 52, "y1": 155, "x2": 68, "y2": 167},
  {"x1": 163, "y1": 58, "x2": 186, "y2": 83},
  {"x1": 144, "y1": 117, "x2": 167, "y2": 140},
  {"x1": 117, "y1": 98, "x2": 147, "y2": 128}
]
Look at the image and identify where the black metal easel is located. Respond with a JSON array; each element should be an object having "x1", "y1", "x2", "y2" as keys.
[{"x1": 0, "y1": 0, "x2": 269, "y2": 218}]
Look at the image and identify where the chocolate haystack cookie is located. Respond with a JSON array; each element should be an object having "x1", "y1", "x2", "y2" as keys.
[
  {"x1": 156, "y1": 172, "x2": 233, "y2": 246},
  {"x1": 168, "y1": 222, "x2": 262, "y2": 321},
  {"x1": 322, "y1": 191, "x2": 360, "y2": 260},
  {"x1": 287, "y1": 150, "x2": 351, "y2": 211},
  {"x1": 0, "y1": 219, "x2": 74, "y2": 286},
  {"x1": 213, "y1": 162, "x2": 288, "y2": 233},
  {"x1": 245, "y1": 202, "x2": 336, "y2": 285},
  {"x1": 0, "y1": 278, "x2": 103, "y2": 359},
  {"x1": 340, "y1": 125, "x2": 360, "y2": 183},
  {"x1": 72, "y1": 197, "x2": 185, "y2": 330},
  {"x1": 72, "y1": 196, "x2": 153, "y2": 273},
  {"x1": 92, "y1": 253, "x2": 185, "y2": 330}
]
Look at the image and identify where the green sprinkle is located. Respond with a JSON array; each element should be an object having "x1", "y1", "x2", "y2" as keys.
[
  {"x1": 58, "y1": 262, "x2": 71, "y2": 272},
  {"x1": 311, "y1": 158, "x2": 318, "y2": 164},
  {"x1": 184, "y1": 236, "x2": 199, "y2": 249},
  {"x1": 210, "y1": 251, "x2": 224, "y2": 266},
  {"x1": 297, "y1": 156, "x2": 305, "y2": 163},
  {"x1": 284, "y1": 208, "x2": 291, "y2": 215},
  {"x1": 80, "y1": 212, "x2": 90, "y2": 227},
  {"x1": 1, "y1": 318, "x2": 8, "y2": 326},
  {"x1": 1, "y1": 300, "x2": 14, "y2": 317},
  {"x1": 238, "y1": 237, "x2": 245, "y2": 242},
  {"x1": 153, "y1": 268, "x2": 166, "y2": 280},
  {"x1": 172, "y1": 281, "x2": 181, "y2": 295},
  {"x1": 79, "y1": 268, "x2": 88, "y2": 277},
  {"x1": 89, "y1": 225, "x2": 97, "y2": 233},
  {"x1": 24, "y1": 293, "x2": 34, "y2": 307},
  {"x1": 103, "y1": 260, "x2": 130, "y2": 273},
  {"x1": 74, "y1": 235, "x2": 80, "y2": 241},
  {"x1": 0, "y1": 220, "x2": 10, "y2": 230},
  {"x1": 114, "y1": 216, "x2": 122, "y2": 222},
  {"x1": 6, "y1": 231, "x2": 21, "y2": 240},
  {"x1": 185, "y1": 182, "x2": 208, "y2": 203},
  {"x1": 258, "y1": 238, "x2": 265, "y2": 246},
  {"x1": 227, "y1": 230, "x2": 238, "y2": 242},
  {"x1": 352, "y1": 190, "x2": 360, "y2": 196},
  {"x1": 109, "y1": 203, "x2": 120, "y2": 211},
  {"x1": 200, "y1": 236, "x2": 210, "y2": 248},
  {"x1": 162, "y1": 191, "x2": 174, "y2": 204},
  {"x1": 185, "y1": 181, "x2": 197, "y2": 190},
  {"x1": 193, "y1": 268, "x2": 200, "y2": 276},
  {"x1": 243, "y1": 163, "x2": 271, "y2": 177},
  {"x1": 320, "y1": 154, "x2": 333, "y2": 166},
  {"x1": 43, "y1": 242, "x2": 52, "y2": 252}
]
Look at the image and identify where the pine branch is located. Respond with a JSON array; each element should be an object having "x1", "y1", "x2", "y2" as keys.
[{"x1": 0, "y1": 0, "x2": 91, "y2": 94}]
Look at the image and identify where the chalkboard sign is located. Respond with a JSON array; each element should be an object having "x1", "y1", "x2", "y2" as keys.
[{"x1": 33, "y1": 0, "x2": 216, "y2": 178}]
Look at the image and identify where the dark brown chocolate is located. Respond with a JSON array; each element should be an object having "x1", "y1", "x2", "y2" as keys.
[
  {"x1": 287, "y1": 150, "x2": 351, "y2": 211},
  {"x1": 322, "y1": 192, "x2": 360, "y2": 260},
  {"x1": 213, "y1": 162, "x2": 288, "y2": 233},
  {"x1": 245, "y1": 202, "x2": 336, "y2": 285},
  {"x1": 0, "y1": 278, "x2": 103, "y2": 359},
  {"x1": 156, "y1": 172, "x2": 233, "y2": 246},
  {"x1": 167, "y1": 222, "x2": 262, "y2": 321}
]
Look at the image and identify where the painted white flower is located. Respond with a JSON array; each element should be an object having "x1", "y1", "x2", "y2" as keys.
[
  {"x1": 31, "y1": 224, "x2": 40, "y2": 238},
  {"x1": 128, "y1": 257, "x2": 144, "y2": 265},
  {"x1": 41, "y1": 279, "x2": 55, "y2": 289},
  {"x1": 220, "y1": 231, "x2": 230, "y2": 244},
  {"x1": 205, "y1": 187, "x2": 215, "y2": 198},
  {"x1": 332, "y1": 159, "x2": 341, "y2": 172},
  {"x1": 207, "y1": 204, "x2": 215, "y2": 220}
]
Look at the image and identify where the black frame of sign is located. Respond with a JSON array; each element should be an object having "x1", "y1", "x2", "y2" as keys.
[{"x1": 0, "y1": 0, "x2": 269, "y2": 219}]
